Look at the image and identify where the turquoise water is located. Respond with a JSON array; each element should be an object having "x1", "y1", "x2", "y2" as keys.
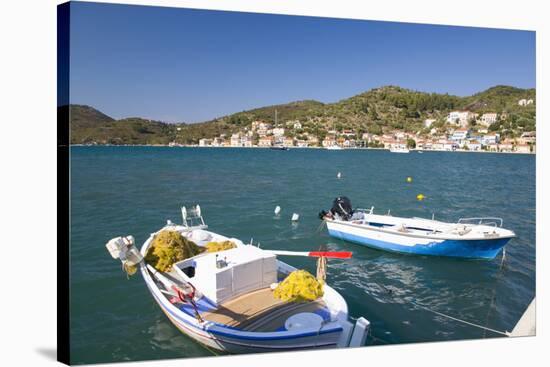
[{"x1": 70, "y1": 147, "x2": 535, "y2": 364}]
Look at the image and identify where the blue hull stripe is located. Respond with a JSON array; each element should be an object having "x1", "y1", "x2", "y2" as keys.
[{"x1": 328, "y1": 229, "x2": 511, "y2": 259}]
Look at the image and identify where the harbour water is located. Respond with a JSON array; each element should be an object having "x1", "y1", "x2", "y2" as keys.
[{"x1": 70, "y1": 146, "x2": 535, "y2": 364}]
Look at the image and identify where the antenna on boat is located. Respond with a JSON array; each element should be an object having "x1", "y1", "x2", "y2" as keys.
[{"x1": 181, "y1": 206, "x2": 187, "y2": 226}]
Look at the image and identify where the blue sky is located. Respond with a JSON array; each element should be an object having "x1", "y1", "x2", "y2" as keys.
[{"x1": 69, "y1": 2, "x2": 535, "y2": 123}]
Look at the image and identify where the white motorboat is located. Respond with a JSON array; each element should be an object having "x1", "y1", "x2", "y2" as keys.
[
  {"x1": 389, "y1": 146, "x2": 410, "y2": 153},
  {"x1": 319, "y1": 197, "x2": 515, "y2": 259},
  {"x1": 106, "y1": 205, "x2": 370, "y2": 353}
]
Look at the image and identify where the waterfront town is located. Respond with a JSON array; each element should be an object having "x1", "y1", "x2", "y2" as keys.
[{"x1": 190, "y1": 98, "x2": 536, "y2": 153}]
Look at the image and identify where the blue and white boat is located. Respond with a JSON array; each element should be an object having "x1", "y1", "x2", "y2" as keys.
[
  {"x1": 320, "y1": 197, "x2": 515, "y2": 260},
  {"x1": 106, "y1": 205, "x2": 370, "y2": 353}
]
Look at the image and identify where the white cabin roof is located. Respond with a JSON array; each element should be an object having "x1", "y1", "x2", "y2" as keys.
[{"x1": 192, "y1": 245, "x2": 275, "y2": 274}]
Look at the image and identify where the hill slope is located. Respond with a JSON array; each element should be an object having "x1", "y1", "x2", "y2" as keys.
[{"x1": 68, "y1": 85, "x2": 536, "y2": 145}]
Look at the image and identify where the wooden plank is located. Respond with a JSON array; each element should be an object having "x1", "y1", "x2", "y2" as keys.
[{"x1": 202, "y1": 288, "x2": 326, "y2": 331}]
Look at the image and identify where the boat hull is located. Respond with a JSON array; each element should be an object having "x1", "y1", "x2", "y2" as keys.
[
  {"x1": 139, "y1": 229, "x2": 356, "y2": 353},
  {"x1": 326, "y1": 221, "x2": 511, "y2": 259}
]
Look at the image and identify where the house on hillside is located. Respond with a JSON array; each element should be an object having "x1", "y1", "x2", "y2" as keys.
[
  {"x1": 258, "y1": 136, "x2": 273, "y2": 147},
  {"x1": 272, "y1": 127, "x2": 285, "y2": 137},
  {"x1": 466, "y1": 140, "x2": 482, "y2": 151},
  {"x1": 481, "y1": 133, "x2": 500, "y2": 146},
  {"x1": 307, "y1": 136, "x2": 319, "y2": 146},
  {"x1": 442, "y1": 140, "x2": 458, "y2": 151},
  {"x1": 211, "y1": 137, "x2": 223, "y2": 147},
  {"x1": 230, "y1": 133, "x2": 241, "y2": 147},
  {"x1": 283, "y1": 137, "x2": 295, "y2": 147},
  {"x1": 518, "y1": 99, "x2": 534, "y2": 106},
  {"x1": 322, "y1": 136, "x2": 337, "y2": 148},
  {"x1": 342, "y1": 129, "x2": 355, "y2": 137},
  {"x1": 498, "y1": 142, "x2": 514, "y2": 153},
  {"x1": 447, "y1": 111, "x2": 478, "y2": 127},
  {"x1": 198, "y1": 138, "x2": 212, "y2": 147},
  {"x1": 479, "y1": 113, "x2": 498, "y2": 126},
  {"x1": 450, "y1": 129, "x2": 471, "y2": 146},
  {"x1": 519, "y1": 131, "x2": 536, "y2": 144},
  {"x1": 516, "y1": 144, "x2": 532, "y2": 153}
]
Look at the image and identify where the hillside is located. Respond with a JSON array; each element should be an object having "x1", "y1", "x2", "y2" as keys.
[
  {"x1": 69, "y1": 105, "x2": 183, "y2": 145},
  {"x1": 68, "y1": 85, "x2": 536, "y2": 145}
]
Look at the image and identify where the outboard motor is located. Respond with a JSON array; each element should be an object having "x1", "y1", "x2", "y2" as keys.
[
  {"x1": 331, "y1": 196, "x2": 353, "y2": 221},
  {"x1": 106, "y1": 235, "x2": 144, "y2": 276}
]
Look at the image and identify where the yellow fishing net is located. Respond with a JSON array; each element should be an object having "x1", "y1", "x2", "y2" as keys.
[
  {"x1": 204, "y1": 241, "x2": 237, "y2": 253},
  {"x1": 145, "y1": 230, "x2": 203, "y2": 272},
  {"x1": 273, "y1": 269, "x2": 324, "y2": 302}
]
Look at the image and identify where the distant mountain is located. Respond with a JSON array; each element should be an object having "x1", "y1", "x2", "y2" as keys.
[
  {"x1": 69, "y1": 105, "x2": 184, "y2": 145},
  {"x1": 68, "y1": 85, "x2": 535, "y2": 145}
]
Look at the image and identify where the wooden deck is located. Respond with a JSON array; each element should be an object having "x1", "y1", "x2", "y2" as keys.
[{"x1": 202, "y1": 287, "x2": 327, "y2": 331}]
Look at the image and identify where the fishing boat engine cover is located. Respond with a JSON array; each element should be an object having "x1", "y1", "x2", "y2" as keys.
[
  {"x1": 331, "y1": 196, "x2": 353, "y2": 220},
  {"x1": 106, "y1": 236, "x2": 144, "y2": 267}
]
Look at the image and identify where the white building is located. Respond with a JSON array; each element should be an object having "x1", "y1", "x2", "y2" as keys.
[
  {"x1": 480, "y1": 113, "x2": 498, "y2": 126},
  {"x1": 198, "y1": 138, "x2": 212, "y2": 147},
  {"x1": 447, "y1": 111, "x2": 477, "y2": 127},
  {"x1": 230, "y1": 133, "x2": 242, "y2": 147},
  {"x1": 518, "y1": 99, "x2": 534, "y2": 106},
  {"x1": 256, "y1": 122, "x2": 272, "y2": 136},
  {"x1": 272, "y1": 127, "x2": 285, "y2": 137},
  {"x1": 450, "y1": 129, "x2": 471, "y2": 145},
  {"x1": 241, "y1": 136, "x2": 252, "y2": 147},
  {"x1": 322, "y1": 136, "x2": 337, "y2": 148},
  {"x1": 258, "y1": 136, "x2": 273, "y2": 147},
  {"x1": 211, "y1": 137, "x2": 223, "y2": 147},
  {"x1": 442, "y1": 140, "x2": 458, "y2": 151},
  {"x1": 466, "y1": 140, "x2": 482, "y2": 151},
  {"x1": 519, "y1": 131, "x2": 536, "y2": 144},
  {"x1": 481, "y1": 134, "x2": 500, "y2": 146},
  {"x1": 293, "y1": 122, "x2": 302, "y2": 130}
]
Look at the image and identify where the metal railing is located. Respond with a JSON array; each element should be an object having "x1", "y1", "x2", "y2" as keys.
[{"x1": 457, "y1": 217, "x2": 503, "y2": 228}]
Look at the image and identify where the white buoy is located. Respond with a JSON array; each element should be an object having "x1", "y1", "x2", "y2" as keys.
[
  {"x1": 291, "y1": 213, "x2": 299, "y2": 221},
  {"x1": 274, "y1": 206, "x2": 281, "y2": 215},
  {"x1": 337, "y1": 172, "x2": 342, "y2": 179}
]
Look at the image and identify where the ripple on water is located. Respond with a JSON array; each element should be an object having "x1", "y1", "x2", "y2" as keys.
[{"x1": 69, "y1": 147, "x2": 535, "y2": 361}]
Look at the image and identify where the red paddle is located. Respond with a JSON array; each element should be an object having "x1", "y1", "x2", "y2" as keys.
[{"x1": 266, "y1": 250, "x2": 353, "y2": 259}]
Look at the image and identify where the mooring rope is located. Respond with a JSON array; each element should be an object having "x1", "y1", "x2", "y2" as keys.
[
  {"x1": 412, "y1": 302, "x2": 509, "y2": 336},
  {"x1": 315, "y1": 220, "x2": 326, "y2": 234}
]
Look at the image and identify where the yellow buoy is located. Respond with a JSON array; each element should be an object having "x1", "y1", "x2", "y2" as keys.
[
  {"x1": 406, "y1": 176, "x2": 413, "y2": 183},
  {"x1": 416, "y1": 194, "x2": 425, "y2": 201}
]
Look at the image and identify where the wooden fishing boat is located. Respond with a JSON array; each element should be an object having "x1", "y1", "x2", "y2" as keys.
[{"x1": 106, "y1": 206, "x2": 370, "y2": 353}]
